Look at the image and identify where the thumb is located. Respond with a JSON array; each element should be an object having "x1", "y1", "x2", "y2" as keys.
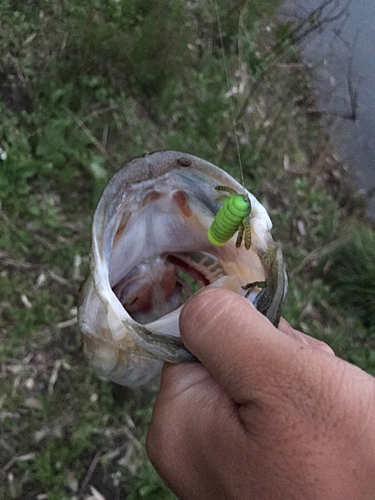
[{"x1": 179, "y1": 287, "x2": 336, "y2": 405}]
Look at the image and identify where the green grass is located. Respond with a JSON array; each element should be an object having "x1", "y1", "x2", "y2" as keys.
[
  {"x1": 319, "y1": 225, "x2": 375, "y2": 329},
  {"x1": 0, "y1": 0, "x2": 373, "y2": 498}
]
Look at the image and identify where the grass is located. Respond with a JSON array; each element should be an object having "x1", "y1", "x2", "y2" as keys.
[
  {"x1": 319, "y1": 224, "x2": 375, "y2": 330},
  {"x1": 0, "y1": 0, "x2": 374, "y2": 498}
]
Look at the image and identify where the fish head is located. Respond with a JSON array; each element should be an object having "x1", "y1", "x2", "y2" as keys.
[{"x1": 78, "y1": 151, "x2": 287, "y2": 386}]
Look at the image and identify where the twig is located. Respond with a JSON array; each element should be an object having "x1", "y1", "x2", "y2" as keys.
[
  {"x1": 291, "y1": 1, "x2": 351, "y2": 46},
  {"x1": 49, "y1": 271, "x2": 69, "y2": 285},
  {"x1": 88, "y1": 485, "x2": 107, "y2": 500},
  {"x1": 290, "y1": 237, "x2": 349, "y2": 277},
  {"x1": 2, "y1": 453, "x2": 36, "y2": 473},
  {"x1": 102, "y1": 123, "x2": 109, "y2": 150},
  {"x1": 79, "y1": 450, "x2": 102, "y2": 495},
  {"x1": 65, "y1": 107, "x2": 120, "y2": 170},
  {"x1": 0, "y1": 251, "x2": 41, "y2": 271},
  {"x1": 21, "y1": 295, "x2": 32, "y2": 309},
  {"x1": 91, "y1": 425, "x2": 143, "y2": 451},
  {"x1": 57, "y1": 317, "x2": 77, "y2": 329},
  {"x1": 33, "y1": 233, "x2": 57, "y2": 251},
  {"x1": 48, "y1": 360, "x2": 61, "y2": 394}
]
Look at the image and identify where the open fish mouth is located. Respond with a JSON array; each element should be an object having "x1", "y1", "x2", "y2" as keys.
[{"x1": 78, "y1": 151, "x2": 288, "y2": 387}]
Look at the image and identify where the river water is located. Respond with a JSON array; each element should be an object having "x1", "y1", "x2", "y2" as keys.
[{"x1": 280, "y1": 0, "x2": 375, "y2": 217}]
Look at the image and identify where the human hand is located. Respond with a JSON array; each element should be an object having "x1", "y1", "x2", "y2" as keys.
[{"x1": 147, "y1": 288, "x2": 375, "y2": 500}]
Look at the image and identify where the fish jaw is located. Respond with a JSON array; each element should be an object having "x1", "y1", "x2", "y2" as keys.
[{"x1": 78, "y1": 151, "x2": 287, "y2": 387}]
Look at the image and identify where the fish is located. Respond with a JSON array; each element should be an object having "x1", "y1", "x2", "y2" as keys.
[{"x1": 78, "y1": 151, "x2": 288, "y2": 387}]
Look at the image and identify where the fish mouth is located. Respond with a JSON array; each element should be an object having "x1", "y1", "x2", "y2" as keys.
[
  {"x1": 102, "y1": 171, "x2": 267, "y2": 339},
  {"x1": 112, "y1": 251, "x2": 225, "y2": 325},
  {"x1": 79, "y1": 151, "x2": 287, "y2": 386}
]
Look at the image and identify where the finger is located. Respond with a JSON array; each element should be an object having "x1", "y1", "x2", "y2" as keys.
[
  {"x1": 154, "y1": 362, "x2": 234, "y2": 424},
  {"x1": 147, "y1": 362, "x2": 213, "y2": 463},
  {"x1": 147, "y1": 361, "x2": 239, "y2": 492},
  {"x1": 157, "y1": 361, "x2": 216, "y2": 402},
  {"x1": 278, "y1": 318, "x2": 335, "y2": 355},
  {"x1": 179, "y1": 288, "x2": 334, "y2": 405}
]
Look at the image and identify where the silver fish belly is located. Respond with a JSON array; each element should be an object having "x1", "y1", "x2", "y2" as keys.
[{"x1": 78, "y1": 151, "x2": 288, "y2": 387}]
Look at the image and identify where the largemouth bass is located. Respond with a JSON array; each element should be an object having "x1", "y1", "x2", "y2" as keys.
[{"x1": 78, "y1": 151, "x2": 287, "y2": 387}]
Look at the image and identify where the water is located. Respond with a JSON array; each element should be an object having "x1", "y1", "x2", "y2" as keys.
[{"x1": 280, "y1": 0, "x2": 375, "y2": 217}]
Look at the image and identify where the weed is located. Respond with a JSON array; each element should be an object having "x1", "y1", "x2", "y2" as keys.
[{"x1": 320, "y1": 225, "x2": 375, "y2": 329}]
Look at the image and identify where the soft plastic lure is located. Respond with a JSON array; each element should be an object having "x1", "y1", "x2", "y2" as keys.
[{"x1": 207, "y1": 185, "x2": 252, "y2": 250}]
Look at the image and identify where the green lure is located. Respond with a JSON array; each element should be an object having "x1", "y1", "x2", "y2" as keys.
[{"x1": 207, "y1": 186, "x2": 252, "y2": 250}]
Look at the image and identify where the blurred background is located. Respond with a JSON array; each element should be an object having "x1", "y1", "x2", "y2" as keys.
[
  {"x1": 282, "y1": 0, "x2": 375, "y2": 216},
  {"x1": 1, "y1": 0, "x2": 374, "y2": 498}
]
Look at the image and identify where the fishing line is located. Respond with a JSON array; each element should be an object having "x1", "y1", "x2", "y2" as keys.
[
  {"x1": 212, "y1": 0, "x2": 245, "y2": 189},
  {"x1": 207, "y1": 1, "x2": 254, "y2": 258}
]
